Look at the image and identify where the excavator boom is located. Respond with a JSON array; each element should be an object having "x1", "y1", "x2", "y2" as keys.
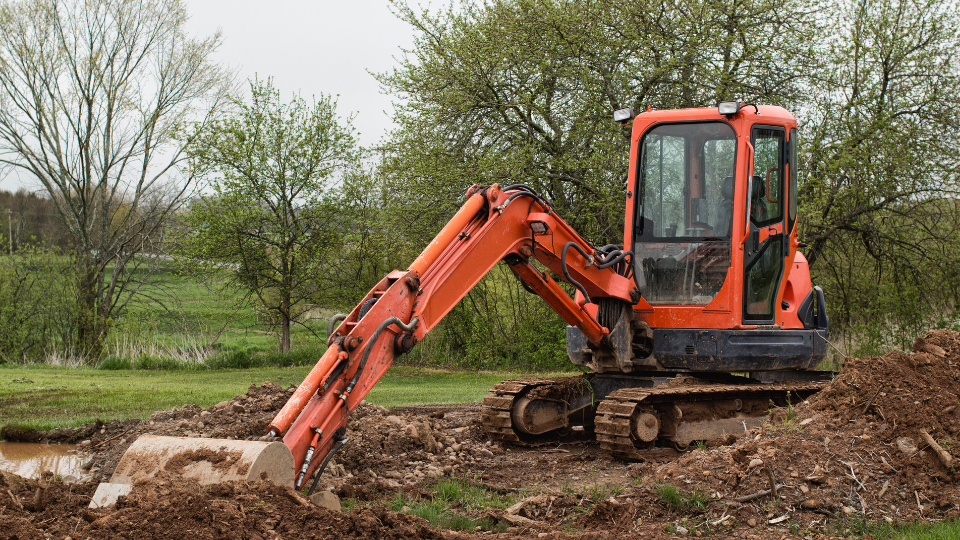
[
  {"x1": 99, "y1": 183, "x2": 637, "y2": 499},
  {"x1": 271, "y1": 183, "x2": 638, "y2": 490}
]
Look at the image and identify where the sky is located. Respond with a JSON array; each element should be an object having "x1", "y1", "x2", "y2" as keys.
[
  {"x1": 1, "y1": 1, "x2": 422, "y2": 191},
  {"x1": 184, "y1": 1, "x2": 420, "y2": 149}
]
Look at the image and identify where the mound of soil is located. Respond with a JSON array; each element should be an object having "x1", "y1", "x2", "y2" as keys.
[{"x1": 0, "y1": 471, "x2": 442, "y2": 540}]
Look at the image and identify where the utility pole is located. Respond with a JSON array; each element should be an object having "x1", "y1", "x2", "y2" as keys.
[{"x1": 6, "y1": 209, "x2": 10, "y2": 256}]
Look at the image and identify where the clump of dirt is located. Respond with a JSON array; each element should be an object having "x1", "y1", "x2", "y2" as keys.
[
  {"x1": 808, "y1": 330, "x2": 960, "y2": 442},
  {"x1": 0, "y1": 471, "x2": 443, "y2": 539}
]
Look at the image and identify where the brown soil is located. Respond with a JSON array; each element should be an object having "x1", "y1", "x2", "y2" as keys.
[{"x1": 3, "y1": 330, "x2": 960, "y2": 539}]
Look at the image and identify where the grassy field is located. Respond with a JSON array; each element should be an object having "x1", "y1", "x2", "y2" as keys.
[
  {"x1": 115, "y1": 263, "x2": 329, "y2": 355},
  {"x1": 0, "y1": 364, "x2": 575, "y2": 430}
]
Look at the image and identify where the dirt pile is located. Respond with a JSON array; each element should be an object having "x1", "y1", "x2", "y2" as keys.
[
  {"x1": 595, "y1": 329, "x2": 960, "y2": 535},
  {"x1": 0, "y1": 471, "x2": 443, "y2": 540},
  {"x1": 24, "y1": 381, "x2": 299, "y2": 482}
]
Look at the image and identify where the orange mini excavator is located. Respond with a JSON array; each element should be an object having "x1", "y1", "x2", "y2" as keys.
[{"x1": 95, "y1": 102, "x2": 830, "y2": 502}]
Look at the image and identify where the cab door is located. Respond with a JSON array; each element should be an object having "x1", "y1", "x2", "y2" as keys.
[{"x1": 742, "y1": 126, "x2": 786, "y2": 324}]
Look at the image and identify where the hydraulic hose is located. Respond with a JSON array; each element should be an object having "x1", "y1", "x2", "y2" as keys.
[
  {"x1": 306, "y1": 435, "x2": 349, "y2": 496},
  {"x1": 327, "y1": 313, "x2": 347, "y2": 339},
  {"x1": 344, "y1": 316, "x2": 420, "y2": 395},
  {"x1": 560, "y1": 241, "x2": 593, "y2": 304}
]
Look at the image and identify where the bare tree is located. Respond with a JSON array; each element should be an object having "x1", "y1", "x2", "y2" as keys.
[{"x1": 0, "y1": 0, "x2": 231, "y2": 360}]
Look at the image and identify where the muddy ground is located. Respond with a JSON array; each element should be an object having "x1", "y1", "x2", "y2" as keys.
[{"x1": 3, "y1": 330, "x2": 960, "y2": 539}]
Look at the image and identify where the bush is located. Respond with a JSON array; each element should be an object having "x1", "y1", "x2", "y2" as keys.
[
  {"x1": 0, "y1": 247, "x2": 77, "y2": 363},
  {"x1": 98, "y1": 355, "x2": 132, "y2": 370}
]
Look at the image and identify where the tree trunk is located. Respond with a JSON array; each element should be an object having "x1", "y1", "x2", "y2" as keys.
[
  {"x1": 75, "y1": 260, "x2": 105, "y2": 362},
  {"x1": 280, "y1": 290, "x2": 291, "y2": 354}
]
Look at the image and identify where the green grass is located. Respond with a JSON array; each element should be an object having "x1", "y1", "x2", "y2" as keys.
[
  {"x1": 831, "y1": 516, "x2": 960, "y2": 540},
  {"x1": 0, "y1": 364, "x2": 576, "y2": 430},
  {"x1": 110, "y1": 262, "x2": 331, "y2": 356},
  {"x1": 655, "y1": 483, "x2": 708, "y2": 513},
  {"x1": 389, "y1": 479, "x2": 507, "y2": 532},
  {"x1": 896, "y1": 520, "x2": 960, "y2": 540}
]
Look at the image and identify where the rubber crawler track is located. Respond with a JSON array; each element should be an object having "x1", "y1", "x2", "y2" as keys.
[
  {"x1": 481, "y1": 379, "x2": 576, "y2": 445},
  {"x1": 595, "y1": 381, "x2": 827, "y2": 460}
]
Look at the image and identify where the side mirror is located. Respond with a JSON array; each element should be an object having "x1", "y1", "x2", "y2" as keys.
[{"x1": 613, "y1": 107, "x2": 635, "y2": 124}]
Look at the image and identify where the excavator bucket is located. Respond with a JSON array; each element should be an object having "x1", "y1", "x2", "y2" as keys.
[{"x1": 89, "y1": 435, "x2": 294, "y2": 508}]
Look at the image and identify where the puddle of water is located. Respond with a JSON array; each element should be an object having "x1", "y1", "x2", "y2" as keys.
[{"x1": 0, "y1": 442, "x2": 85, "y2": 479}]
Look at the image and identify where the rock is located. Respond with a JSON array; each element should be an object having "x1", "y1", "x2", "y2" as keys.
[
  {"x1": 676, "y1": 525, "x2": 689, "y2": 535},
  {"x1": 451, "y1": 443, "x2": 462, "y2": 452},
  {"x1": 841, "y1": 506, "x2": 855, "y2": 515},
  {"x1": 231, "y1": 403, "x2": 245, "y2": 413},
  {"x1": 215, "y1": 401, "x2": 230, "y2": 409},
  {"x1": 801, "y1": 499, "x2": 818, "y2": 510},
  {"x1": 747, "y1": 518, "x2": 757, "y2": 527},
  {"x1": 896, "y1": 437, "x2": 918, "y2": 456},
  {"x1": 384, "y1": 470, "x2": 403, "y2": 479},
  {"x1": 79, "y1": 440, "x2": 91, "y2": 447},
  {"x1": 800, "y1": 484, "x2": 810, "y2": 494},
  {"x1": 385, "y1": 415, "x2": 404, "y2": 426},
  {"x1": 311, "y1": 491, "x2": 341, "y2": 511},
  {"x1": 404, "y1": 424, "x2": 419, "y2": 439},
  {"x1": 800, "y1": 418, "x2": 814, "y2": 426},
  {"x1": 479, "y1": 448, "x2": 494, "y2": 458},
  {"x1": 748, "y1": 458, "x2": 763, "y2": 468}
]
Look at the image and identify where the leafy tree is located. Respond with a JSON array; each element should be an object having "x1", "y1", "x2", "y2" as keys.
[
  {"x1": 799, "y1": 0, "x2": 960, "y2": 334},
  {"x1": 0, "y1": 0, "x2": 230, "y2": 360},
  {"x1": 375, "y1": 0, "x2": 819, "y2": 366},
  {"x1": 175, "y1": 79, "x2": 359, "y2": 353},
  {"x1": 379, "y1": 0, "x2": 818, "y2": 244}
]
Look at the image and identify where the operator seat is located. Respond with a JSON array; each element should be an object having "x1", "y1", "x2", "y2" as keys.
[{"x1": 714, "y1": 176, "x2": 734, "y2": 237}]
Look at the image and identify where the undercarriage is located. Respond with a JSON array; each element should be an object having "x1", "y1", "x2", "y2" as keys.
[{"x1": 482, "y1": 373, "x2": 829, "y2": 458}]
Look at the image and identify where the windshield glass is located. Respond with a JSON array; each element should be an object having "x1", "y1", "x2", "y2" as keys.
[{"x1": 633, "y1": 122, "x2": 737, "y2": 305}]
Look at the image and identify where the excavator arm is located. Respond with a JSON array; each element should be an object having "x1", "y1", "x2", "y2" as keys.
[{"x1": 271, "y1": 184, "x2": 639, "y2": 492}]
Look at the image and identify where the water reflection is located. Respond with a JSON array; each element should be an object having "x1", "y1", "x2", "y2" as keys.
[{"x1": 0, "y1": 442, "x2": 85, "y2": 479}]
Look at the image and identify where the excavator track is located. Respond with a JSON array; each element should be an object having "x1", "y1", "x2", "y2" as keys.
[
  {"x1": 481, "y1": 378, "x2": 576, "y2": 445},
  {"x1": 595, "y1": 380, "x2": 827, "y2": 460}
]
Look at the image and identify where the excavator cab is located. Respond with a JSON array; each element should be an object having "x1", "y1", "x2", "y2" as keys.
[{"x1": 602, "y1": 103, "x2": 830, "y2": 379}]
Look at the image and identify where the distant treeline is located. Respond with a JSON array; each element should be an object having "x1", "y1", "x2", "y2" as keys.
[{"x1": 0, "y1": 189, "x2": 72, "y2": 251}]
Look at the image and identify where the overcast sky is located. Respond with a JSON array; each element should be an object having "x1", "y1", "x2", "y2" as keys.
[
  {"x1": 1, "y1": 1, "x2": 422, "y2": 191},
  {"x1": 185, "y1": 1, "x2": 420, "y2": 148}
]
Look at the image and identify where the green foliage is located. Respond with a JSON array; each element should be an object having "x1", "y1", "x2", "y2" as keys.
[
  {"x1": 403, "y1": 266, "x2": 570, "y2": 371},
  {"x1": 800, "y1": 0, "x2": 960, "y2": 347},
  {"x1": 175, "y1": 78, "x2": 359, "y2": 353},
  {"x1": 0, "y1": 248, "x2": 77, "y2": 363}
]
